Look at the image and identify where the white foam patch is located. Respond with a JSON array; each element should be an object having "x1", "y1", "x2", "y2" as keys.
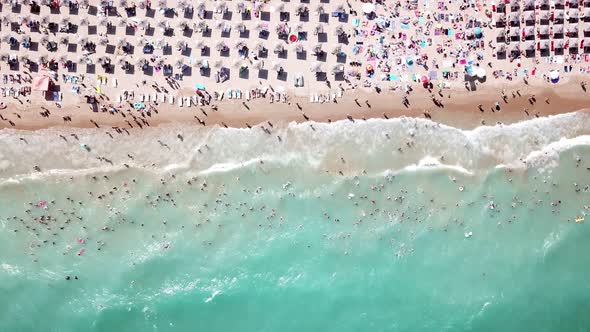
[{"x1": 0, "y1": 112, "x2": 588, "y2": 180}]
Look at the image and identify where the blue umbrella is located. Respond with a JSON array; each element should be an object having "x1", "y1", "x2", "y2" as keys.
[{"x1": 195, "y1": 83, "x2": 206, "y2": 90}]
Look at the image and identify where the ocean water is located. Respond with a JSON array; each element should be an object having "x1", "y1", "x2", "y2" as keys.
[{"x1": 0, "y1": 113, "x2": 590, "y2": 331}]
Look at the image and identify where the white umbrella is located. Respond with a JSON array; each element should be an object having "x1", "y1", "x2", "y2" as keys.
[
  {"x1": 474, "y1": 67, "x2": 486, "y2": 78},
  {"x1": 362, "y1": 3, "x2": 375, "y2": 13}
]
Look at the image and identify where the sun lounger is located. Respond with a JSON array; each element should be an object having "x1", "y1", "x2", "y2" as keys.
[
  {"x1": 227, "y1": 89, "x2": 233, "y2": 99},
  {"x1": 185, "y1": 96, "x2": 191, "y2": 107},
  {"x1": 160, "y1": 94, "x2": 166, "y2": 103},
  {"x1": 314, "y1": 93, "x2": 319, "y2": 103},
  {"x1": 153, "y1": 93, "x2": 157, "y2": 102},
  {"x1": 145, "y1": 94, "x2": 150, "y2": 102},
  {"x1": 246, "y1": 90, "x2": 251, "y2": 101},
  {"x1": 168, "y1": 95, "x2": 174, "y2": 105},
  {"x1": 140, "y1": 94, "x2": 144, "y2": 102},
  {"x1": 337, "y1": 88, "x2": 343, "y2": 98},
  {"x1": 309, "y1": 94, "x2": 314, "y2": 103},
  {"x1": 112, "y1": 78, "x2": 117, "y2": 88},
  {"x1": 236, "y1": 90, "x2": 242, "y2": 99},
  {"x1": 192, "y1": 95, "x2": 198, "y2": 105},
  {"x1": 117, "y1": 94, "x2": 122, "y2": 102},
  {"x1": 178, "y1": 96, "x2": 183, "y2": 107}
]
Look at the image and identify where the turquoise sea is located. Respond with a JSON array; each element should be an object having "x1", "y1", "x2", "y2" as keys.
[{"x1": 0, "y1": 113, "x2": 589, "y2": 331}]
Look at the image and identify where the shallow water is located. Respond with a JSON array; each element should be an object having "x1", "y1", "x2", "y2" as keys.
[{"x1": 1, "y1": 114, "x2": 589, "y2": 331}]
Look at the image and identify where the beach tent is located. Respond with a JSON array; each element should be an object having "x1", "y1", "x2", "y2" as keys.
[
  {"x1": 549, "y1": 70, "x2": 559, "y2": 83},
  {"x1": 33, "y1": 76, "x2": 51, "y2": 91}
]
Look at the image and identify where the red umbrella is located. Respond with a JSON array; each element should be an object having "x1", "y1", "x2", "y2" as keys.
[{"x1": 289, "y1": 34, "x2": 298, "y2": 42}]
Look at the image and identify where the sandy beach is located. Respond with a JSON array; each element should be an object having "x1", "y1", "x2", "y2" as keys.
[
  {"x1": 0, "y1": 0, "x2": 589, "y2": 132},
  {"x1": 1, "y1": 76, "x2": 589, "y2": 131}
]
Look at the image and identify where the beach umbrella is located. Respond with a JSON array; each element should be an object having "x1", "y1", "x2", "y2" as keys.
[
  {"x1": 215, "y1": 2, "x2": 227, "y2": 13},
  {"x1": 117, "y1": 58, "x2": 127, "y2": 67},
  {"x1": 195, "y1": 40, "x2": 205, "y2": 49},
  {"x1": 549, "y1": 70, "x2": 560, "y2": 83},
  {"x1": 116, "y1": 38, "x2": 128, "y2": 48},
  {"x1": 98, "y1": 17, "x2": 109, "y2": 27},
  {"x1": 331, "y1": 45, "x2": 342, "y2": 55},
  {"x1": 176, "y1": 40, "x2": 187, "y2": 51},
  {"x1": 197, "y1": 21, "x2": 208, "y2": 31},
  {"x1": 135, "y1": 57, "x2": 147, "y2": 67},
  {"x1": 315, "y1": 24, "x2": 325, "y2": 34},
  {"x1": 313, "y1": 44, "x2": 323, "y2": 53},
  {"x1": 254, "y1": 23, "x2": 268, "y2": 32},
  {"x1": 274, "y1": 43, "x2": 285, "y2": 54},
  {"x1": 39, "y1": 35, "x2": 49, "y2": 46},
  {"x1": 98, "y1": 36, "x2": 109, "y2": 46},
  {"x1": 59, "y1": 36, "x2": 70, "y2": 45},
  {"x1": 177, "y1": 20, "x2": 189, "y2": 31},
  {"x1": 334, "y1": 25, "x2": 346, "y2": 37},
  {"x1": 77, "y1": 55, "x2": 88, "y2": 64},
  {"x1": 313, "y1": 5, "x2": 324, "y2": 15},
  {"x1": 234, "y1": 40, "x2": 247, "y2": 50},
  {"x1": 136, "y1": 37, "x2": 148, "y2": 47},
  {"x1": 174, "y1": 59, "x2": 184, "y2": 69},
  {"x1": 58, "y1": 55, "x2": 68, "y2": 64},
  {"x1": 178, "y1": 0, "x2": 189, "y2": 12},
  {"x1": 271, "y1": 61, "x2": 283, "y2": 71},
  {"x1": 60, "y1": 17, "x2": 71, "y2": 27},
  {"x1": 119, "y1": 0, "x2": 128, "y2": 7},
  {"x1": 293, "y1": 43, "x2": 304, "y2": 53},
  {"x1": 362, "y1": 3, "x2": 375, "y2": 14},
  {"x1": 97, "y1": 56, "x2": 111, "y2": 65},
  {"x1": 79, "y1": 0, "x2": 89, "y2": 8},
  {"x1": 157, "y1": 0, "x2": 167, "y2": 8},
  {"x1": 18, "y1": 15, "x2": 31, "y2": 25},
  {"x1": 253, "y1": 60, "x2": 264, "y2": 70},
  {"x1": 335, "y1": 4, "x2": 345, "y2": 13},
  {"x1": 19, "y1": 54, "x2": 29, "y2": 63},
  {"x1": 154, "y1": 58, "x2": 165, "y2": 67},
  {"x1": 38, "y1": 54, "x2": 48, "y2": 64},
  {"x1": 117, "y1": 17, "x2": 127, "y2": 27},
  {"x1": 79, "y1": 18, "x2": 90, "y2": 26},
  {"x1": 276, "y1": 3, "x2": 285, "y2": 12},
  {"x1": 78, "y1": 36, "x2": 88, "y2": 46},
  {"x1": 0, "y1": 34, "x2": 9, "y2": 44},
  {"x1": 138, "y1": 0, "x2": 147, "y2": 9},
  {"x1": 0, "y1": 53, "x2": 9, "y2": 62},
  {"x1": 138, "y1": 19, "x2": 150, "y2": 30},
  {"x1": 236, "y1": 2, "x2": 245, "y2": 13},
  {"x1": 474, "y1": 67, "x2": 486, "y2": 78},
  {"x1": 332, "y1": 64, "x2": 344, "y2": 73},
  {"x1": 235, "y1": 22, "x2": 246, "y2": 33},
  {"x1": 155, "y1": 39, "x2": 168, "y2": 49},
  {"x1": 216, "y1": 41, "x2": 227, "y2": 51},
  {"x1": 157, "y1": 20, "x2": 168, "y2": 31},
  {"x1": 309, "y1": 62, "x2": 323, "y2": 72},
  {"x1": 213, "y1": 60, "x2": 223, "y2": 68},
  {"x1": 41, "y1": 15, "x2": 50, "y2": 25},
  {"x1": 255, "y1": 42, "x2": 266, "y2": 52},
  {"x1": 232, "y1": 58, "x2": 243, "y2": 68}
]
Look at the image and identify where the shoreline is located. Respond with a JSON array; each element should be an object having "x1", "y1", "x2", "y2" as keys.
[{"x1": 2, "y1": 78, "x2": 590, "y2": 132}]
